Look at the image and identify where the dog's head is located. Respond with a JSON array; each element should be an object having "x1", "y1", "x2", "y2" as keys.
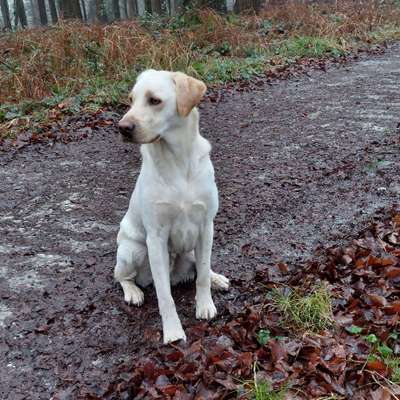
[{"x1": 118, "y1": 70, "x2": 207, "y2": 144}]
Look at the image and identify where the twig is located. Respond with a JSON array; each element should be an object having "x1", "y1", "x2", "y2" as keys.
[
  {"x1": 369, "y1": 370, "x2": 400, "y2": 400},
  {"x1": 0, "y1": 57, "x2": 13, "y2": 70}
]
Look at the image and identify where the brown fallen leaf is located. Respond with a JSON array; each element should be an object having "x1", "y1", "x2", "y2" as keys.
[
  {"x1": 367, "y1": 294, "x2": 387, "y2": 307},
  {"x1": 384, "y1": 300, "x2": 400, "y2": 314},
  {"x1": 355, "y1": 257, "x2": 367, "y2": 268},
  {"x1": 367, "y1": 255, "x2": 395, "y2": 268},
  {"x1": 370, "y1": 387, "x2": 391, "y2": 400},
  {"x1": 35, "y1": 324, "x2": 50, "y2": 334},
  {"x1": 393, "y1": 214, "x2": 400, "y2": 227},
  {"x1": 270, "y1": 340, "x2": 288, "y2": 363},
  {"x1": 366, "y1": 359, "x2": 387, "y2": 374},
  {"x1": 385, "y1": 267, "x2": 400, "y2": 279}
]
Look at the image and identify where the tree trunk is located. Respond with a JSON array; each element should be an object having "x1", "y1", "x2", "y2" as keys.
[
  {"x1": 112, "y1": 0, "x2": 120, "y2": 19},
  {"x1": 137, "y1": 0, "x2": 145, "y2": 15},
  {"x1": 126, "y1": 0, "x2": 137, "y2": 17},
  {"x1": 14, "y1": 0, "x2": 28, "y2": 28},
  {"x1": 48, "y1": 0, "x2": 58, "y2": 23},
  {"x1": 37, "y1": 0, "x2": 48, "y2": 25},
  {"x1": 169, "y1": 0, "x2": 182, "y2": 15},
  {"x1": 87, "y1": 0, "x2": 96, "y2": 21},
  {"x1": 234, "y1": 0, "x2": 261, "y2": 13},
  {"x1": 1, "y1": 0, "x2": 12, "y2": 29},
  {"x1": 80, "y1": 0, "x2": 87, "y2": 21},
  {"x1": 150, "y1": 0, "x2": 161, "y2": 14},
  {"x1": 144, "y1": 0, "x2": 151, "y2": 13},
  {"x1": 30, "y1": 0, "x2": 40, "y2": 25},
  {"x1": 58, "y1": 0, "x2": 83, "y2": 19},
  {"x1": 121, "y1": 0, "x2": 128, "y2": 18},
  {"x1": 95, "y1": 0, "x2": 107, "y2": 22}
]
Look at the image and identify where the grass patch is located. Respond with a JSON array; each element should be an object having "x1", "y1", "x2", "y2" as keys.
[
  {"x1": 242, "y1": 369, "x2": 288, "y2": 400},
  {"x1": 271, "y1": 283, "x2": 333, "y2": 332},
  {"x1": 251, "y1": 381, "x2": 287, "y2": 400},
  {"x1": 365, "y1": 333, "x2": 400, "y2": 383},
  {"x1": 278, "y1": 36, "x2": 346, "y2": 58}
]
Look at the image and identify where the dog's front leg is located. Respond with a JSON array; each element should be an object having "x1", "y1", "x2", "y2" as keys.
[
  {"x1": 146, "y1": 235, "x2": 186, "y2": 344},
  {"x1": 195, "y1": 222, "x2": 217, "y2": 320}
]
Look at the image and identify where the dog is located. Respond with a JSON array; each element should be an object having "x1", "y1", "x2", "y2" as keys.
[{"x1": 114, "y1": 70, "x2": 229, "y2": 344}]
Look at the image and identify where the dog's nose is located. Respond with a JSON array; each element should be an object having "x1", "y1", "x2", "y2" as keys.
[{"x1": 118, "y1": 120, "x2": 135, "y2": 137}]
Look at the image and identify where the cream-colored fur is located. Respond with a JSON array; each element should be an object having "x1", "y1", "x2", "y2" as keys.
[{"x1": 115, "y1": 70, "x2": 229, "y2": 344}]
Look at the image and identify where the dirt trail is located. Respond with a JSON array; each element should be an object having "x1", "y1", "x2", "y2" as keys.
[{"x1": 1, "y1": 44, "x2": 400, "y2": 399}]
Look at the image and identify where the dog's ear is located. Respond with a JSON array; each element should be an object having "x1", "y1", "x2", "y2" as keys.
[{"x1": 172, "y1": 72, "x2": 207, "y2": 118}]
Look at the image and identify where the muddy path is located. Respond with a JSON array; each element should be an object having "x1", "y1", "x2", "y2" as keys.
[{"x1": 1, "y1": 44, "x2": 400, "y2": 399}]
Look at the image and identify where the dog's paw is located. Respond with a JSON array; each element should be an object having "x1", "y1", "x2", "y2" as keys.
[
  {"x1": 120, "y1": 281, "x2": 144, "y2": 306},
  {"x1": 211, "y1": 272, "x2": 230, "y2": 291},
  {"x1": 163, "y1": 320, "x2": 187, "y2": 344},
  {"x1": 196, "y1": 295, "x2": 217, "y2": 320}
]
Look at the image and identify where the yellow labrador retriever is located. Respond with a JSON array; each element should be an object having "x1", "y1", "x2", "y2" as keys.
[{"x1": 114, "y1": 70, "x2": 229, "y2": 344}]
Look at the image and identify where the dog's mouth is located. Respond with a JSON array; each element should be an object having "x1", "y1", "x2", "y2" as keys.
[
  {"x1": 148, "y1": 135, "x2": 161, "y2": 144},
  {"x1": 121, "y1": 135, "x2": 134, "y2": 143},
  {"x1": 121, "y1": 134, "x2": 161, "y2": 144}
]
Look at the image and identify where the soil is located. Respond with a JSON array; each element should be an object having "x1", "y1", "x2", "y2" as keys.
[{"x1": 1, "y1": 44, "x2": 400, "y2": 400}]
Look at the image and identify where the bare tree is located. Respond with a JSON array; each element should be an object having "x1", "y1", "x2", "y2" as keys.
[
  {"x1": 150, "y1": 0, "x2": 162, "y2": 14},
  {"x1": 1, "y1": 0, "x2": 12, "y2": 29},
  {"x1": 14, "y1": 0, "x2": 28, "y2": 28},
  {"x1": 112, "y1": 0, "x2": 120, "y2": 19},
  {"x1": 87, "y1": 0, "x2": 96, "y2": 21},
  {"x1": 234, "y1": 0, "x2": 262, "y2": 12},
  {"x1": 48, "y1": 0, "x2": 58, "y2": 23},
  {"x1": 37, "y1": 0, "x2": 48, "y2": 25},
  {"x1": 126, "y1": 0, "x2": 137, "y2": 17},
  {"x1": 29, "y1": 0, "x2": 40, "y2": 25},
  {"x1": 80, "y1": 0, "x2": 88, "y2": 21},
  {"x1": 95, "y1": 0, "x2": 107, "y2": 22},
  {"x1": 169, "y1": 0, "x2": 182, "y2": 15},
  {"x1": 121, "y1": 0, "x2": 128, "y2": 18},
  {"x1": 58, "y1": 0, "x2": 83, "y2": 19}
]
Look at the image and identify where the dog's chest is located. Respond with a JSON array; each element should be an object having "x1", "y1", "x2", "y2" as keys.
[
  {"x1": 157, "y1": 184, "x2": 209, "y2": 253},
  {"x1": 161, "y1": 198, "x2": 205, "y2": 253}
]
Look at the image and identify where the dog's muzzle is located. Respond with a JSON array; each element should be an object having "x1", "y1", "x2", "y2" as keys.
[{"x1": 118, "y1": 120, "x2": 135, "y2": 140}]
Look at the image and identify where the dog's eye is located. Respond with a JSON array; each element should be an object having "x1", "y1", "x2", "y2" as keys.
[{"x1": 149, "y1": 97, "x2": 162, "y2": 106}]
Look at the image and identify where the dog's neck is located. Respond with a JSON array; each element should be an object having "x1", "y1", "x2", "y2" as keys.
[
  {"x1": 162, "y1": 108, "x2": 200, "y2": 157},
  {"x1": 141, "y1": 108, "x2": 211, "y2": 180}
]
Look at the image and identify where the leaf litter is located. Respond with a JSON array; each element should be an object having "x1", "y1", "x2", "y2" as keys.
[{"x1": 82, "y1": 208, "x2": 400, "y2": 400}]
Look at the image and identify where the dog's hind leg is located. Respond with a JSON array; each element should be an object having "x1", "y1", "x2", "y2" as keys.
[
  {"x1": 210, "y1": 270, "x2": 230, "y2": 291},
  {"x1": 114, "y1": 238, "x2": 147, "y2": 306},
  {"x1": 169, "y1": 252, "x2": 229, "y2": 290}
]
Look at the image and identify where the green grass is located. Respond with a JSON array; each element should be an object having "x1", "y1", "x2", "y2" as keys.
[
  {"x1": 242, "y1": 376, "x2": 288, "y2": 400},
  {"x1": 240, "y1": 363, "x2": 289, "y2": 399},
  {"x1": 271, "y1": 284, "x2": 333, "y2": 332},
  {"x1": 192, "y1": 54, "x2": 268, "y2": 83},
  {"x1": 365, "y1": 333, "x2": 400, "y2": 383},
  {"x1": 256, "y1": 329, "x2": 271, "y2": 346},
  {"x1": 252, "y1": 381, "x2": 287, "y2": 400},
  {"x1": 277, "y1": 36, "x2": 346, "y2": 59}
]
